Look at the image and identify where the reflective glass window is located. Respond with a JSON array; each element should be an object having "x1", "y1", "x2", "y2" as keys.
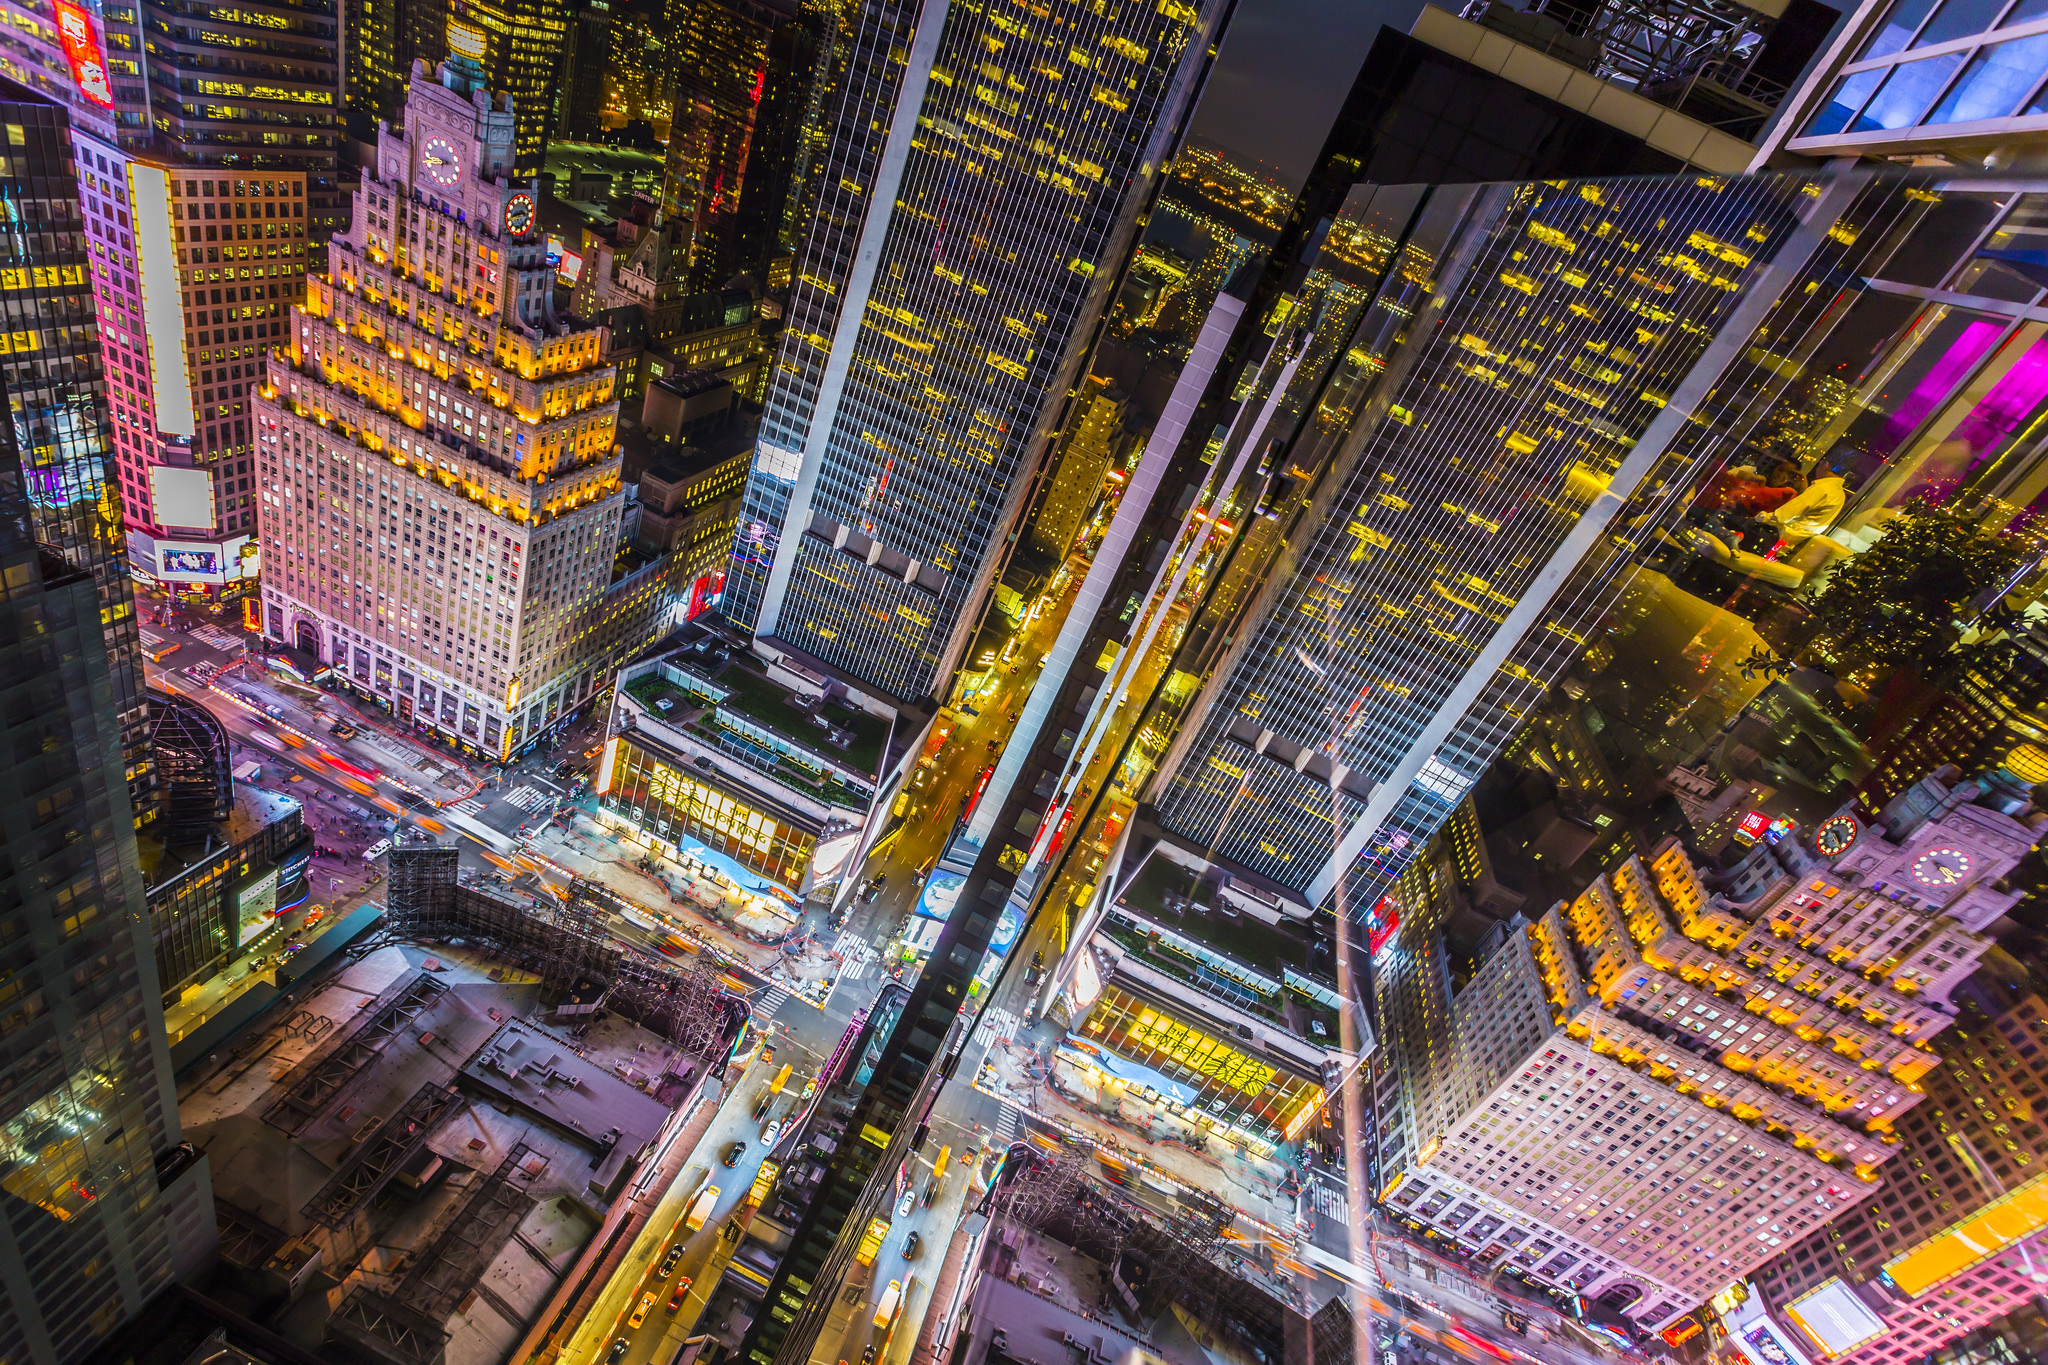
[
  {"x1": 1854, "y1": 52, "x2": 1970, "y2": 128},
  {"x1": 1863, "y1": 0, "x2": 1943, "y2": 58},
  {"x1": 1917, "y1": 0, "x2": 2012, "y2": 46},
  {"x1": 1927, "y1": 32, "x2": 2048, "y2": 120}
]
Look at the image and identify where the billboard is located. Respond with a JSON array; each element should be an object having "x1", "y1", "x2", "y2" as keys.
[
  {"x1": 127, "y1": 164, "x2": 195, "y2": 435},
  {"x1": 150, "y1": 465, "x2": 214, "y2": 530},
  {"x1": 1783, "y1": 1283, "x2": 1887, "y2": 1359},
  {"x1": 810, "y1": 829, "x2": 860, "y2": 886},
  {"x1": 54, "y1": 1, "x2": 112, "y2": 107},
  {"x1": 236, "y1": 867, "x2": 281, "y2": 947},
  {"x1": 162, "y1": 547, "x2": 220, "y2": 576},
  {"x1": 1065, "y1": 945, "x2": 1104, "y2": 1014},
  {"x1": 915, "y1": 871, "x2": 965, "y2": 922}
]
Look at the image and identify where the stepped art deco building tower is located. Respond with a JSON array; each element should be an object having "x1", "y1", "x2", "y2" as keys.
[
  {"x1": 719, "y1": 0, "x2": 1228, "y2": 702},
  {"x1": 255, "y1": 58, "x2": 685, "y2": 759},
  {"x1": 1384, "y1": 769, "x2": 2031, "y2": 1332}
]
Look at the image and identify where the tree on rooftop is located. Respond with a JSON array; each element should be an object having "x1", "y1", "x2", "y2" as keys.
[{"x1": 1798, "y1": 498, "x2": 2030, "y2": 676}]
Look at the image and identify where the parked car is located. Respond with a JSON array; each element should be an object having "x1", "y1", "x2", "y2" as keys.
[{"x1": 902, "y1": 1231, "x2": 922, "y2": 1259}]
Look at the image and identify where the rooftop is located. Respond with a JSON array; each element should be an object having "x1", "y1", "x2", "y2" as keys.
[
  {"x1": 459, "y1": 1017, "x2": 671, "y2": 1153},
  {"x1": 1106, "y1": 854, "x2": 1340, "y2": 1045},
  {"x1": 622, "y1": 655, "x2": 889, "y2": 791},
  {"x1": 141, "y1": 783, "x2": 306, "y2": 892}
]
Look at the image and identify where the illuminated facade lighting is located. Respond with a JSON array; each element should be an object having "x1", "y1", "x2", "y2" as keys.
[
  {"x1": 254, "y1": 60, "x2": 684, "y2": 759},
  {"x1": 721, "y1": 0, "x2": 1228, "y2": 702}
]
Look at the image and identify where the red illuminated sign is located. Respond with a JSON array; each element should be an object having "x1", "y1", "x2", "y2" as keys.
[
  {"x1": 1735, "y1": 809, "x2": 1771, "y2": 844},
  {"x1": 54, "y1": 2, "x2": 114, "y2": 109},
  {"x1": 1368, "y1": 895, "x2": 1400, "y2": 955}
]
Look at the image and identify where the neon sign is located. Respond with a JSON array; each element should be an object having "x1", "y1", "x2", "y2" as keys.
[{"x1": 54, "y1": 2, "x2": 114, "y2": 109}]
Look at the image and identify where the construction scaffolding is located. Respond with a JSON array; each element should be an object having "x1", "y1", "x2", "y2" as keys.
[
  {"x1": 263, "y1": 971, "x2": 448, "y2": 1136},
  {"x1": 994, "y1": 1134, "x2": 1288, "y2": 1356},
  {"x1": 395, "y1": 1141, "x2": 545, "y2": 1320},
  {"x1": 302, "y1": 1081, "x2": 463, "y2": 1230},
  {"x1": 330, "y1": 1286, "x2": 449, "y2": 1365},
  {"x1": 384, "y1": 846, "x2": 737, "y2": 1056}
]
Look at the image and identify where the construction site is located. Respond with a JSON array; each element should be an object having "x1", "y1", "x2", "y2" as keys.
[
  {"x1": 181, "y1": 846, "x2": 746, "y2": 1365},
  {"x1": 941, "y1": 1131, "x2": 1359, "y2": 1365}
]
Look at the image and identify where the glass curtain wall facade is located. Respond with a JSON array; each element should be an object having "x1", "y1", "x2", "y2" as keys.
[
  {"x1": 0, "y1": 84, "x2": 152, "y2": 818},
  {"x1": 721, "y1": 0, "x2": 1223, "y2": 701},
  {"x1": 0, "y1": 386, "x2": 203, "y2": 1365},
  {"x1": 1147, "y1": 170, "x2": 1970, "y2": 917},
  {"x1": 601, "y1": 734, "x2": 818, "y2": 888}
]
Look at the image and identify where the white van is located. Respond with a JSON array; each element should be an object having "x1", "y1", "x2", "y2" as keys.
[{"x1": 363, "y1": 839, "x2": 392, "y2": 861}]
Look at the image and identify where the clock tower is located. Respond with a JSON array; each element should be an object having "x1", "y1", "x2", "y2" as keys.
[
  {"x1": 1800, "y1": 767, "x2": 2039, "y2": 931},
  {"x1": 254, "y1": 59, "x2": 671, "y2": 766},
  {"x1": 365, "y1": 59, "x2": 547, "y2": 323}
]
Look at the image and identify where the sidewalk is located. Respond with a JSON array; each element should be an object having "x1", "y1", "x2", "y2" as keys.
[
  {"x1": 525, "y1": 817, "x2": 843, "y2": 1004},
  {"x1": 974, "y1": 1033, "x2": 1302, "y2": 1234}
]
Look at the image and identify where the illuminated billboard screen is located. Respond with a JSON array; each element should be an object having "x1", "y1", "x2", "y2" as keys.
[
  {"x1": 236, "y1": 867, "x2": 280, "y2": 947},
  {"x1": 161, "y1": 548, "x2": 220, "y2": 576},
  {"x1": 54, "y1": 1, "x2": 113, "y2": 107}
]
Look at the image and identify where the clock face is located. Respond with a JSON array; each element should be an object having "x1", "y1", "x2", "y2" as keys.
[
  {"x1": 1815, "y1": 814, "x2": 1859, "y2": 857},
  {"x1": 1912, "y1": 846, "x2": 1972, "y2": 887},
  {"x1": 504, "y1": 192, "x2": 535, "y2": 237},
  {"x1": 423, "y1": 136, "x2": 462, "y2": 187}
]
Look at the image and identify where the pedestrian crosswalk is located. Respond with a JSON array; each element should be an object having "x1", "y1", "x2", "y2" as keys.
[
  {"x1": 994, "y1": 1104, "x2": 1020, "y2": 1143},
  {"x1": 448, "y1": 797, "x2": 484, "y2": 815},
  {"x1": 504, "y1": 785, "x2": 547, "y2": 812},
  {"x1": 753, "y1": 984, "x2": 790, "y2": 1022},
  {"x1": 1311, "y1": 1175, "x2": 1347, "y2": 1218},
  {"x1": 191, "y1": 625, "x2": 244, "y2": 652},
  {"x1": 832, "y1": 931, "x2": 878, "y2": 980},
  {"x1": 980, "y1": 1005, "x2": 1020, "y2": 1046}
]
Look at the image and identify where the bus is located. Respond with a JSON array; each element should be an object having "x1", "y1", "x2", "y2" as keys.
[
  {"x1": 745, "y1": 1161, "x2": 778, "y2": 1207},
  {"x1": 685, "y1": 1185, "x2": 719, "y2": 1231},
  {"x1": 873, "y1": 1280, "x2": 902, "y2": 1329}
]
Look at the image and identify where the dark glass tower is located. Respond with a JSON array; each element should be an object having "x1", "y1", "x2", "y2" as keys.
[
  {"x1": 720, "y1": 0, "x2": 1228, "y2": 701},
  {"x1": 656, "y1": 0, "x2": 779, "y2": 290},
  {"x1": 0, "y1": 81, "x2": 154, "y2": 819},
  {"x1": 0, "y1": 359, "x2": 209, "y2": 1365}
]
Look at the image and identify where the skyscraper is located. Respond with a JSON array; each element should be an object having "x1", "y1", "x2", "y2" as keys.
[
  {"x1": 720, "y1": 0, "x2": 1227, "y2": 701},
  {"x1": 255, "y1": 57, "x2": 684, "y2": 758},
  {"x1": 1385, "y1": 768, "x2": 2032, "y2": 1331},
  {"x1": 0, "y1": 330, "x2": 212, "y2": 1365},
  {"x1": 140, "y1": 0, "x2": 343, "y2": 238},
  {"x1": 74, "y1": 136, "x2": 309, "y2": 606},
  {"x1": 1144, "y1": 168, "x2": 1949, "y2": 920},
  {"x1": 442, "y1": 0, "x2": 573, "y2": 173},
  {"x1": 656, "y1": 0, "x2": 784, "y2": 290},
  {"x1": 0, "y1": 81, "x2": 156, "y2": 815}
]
